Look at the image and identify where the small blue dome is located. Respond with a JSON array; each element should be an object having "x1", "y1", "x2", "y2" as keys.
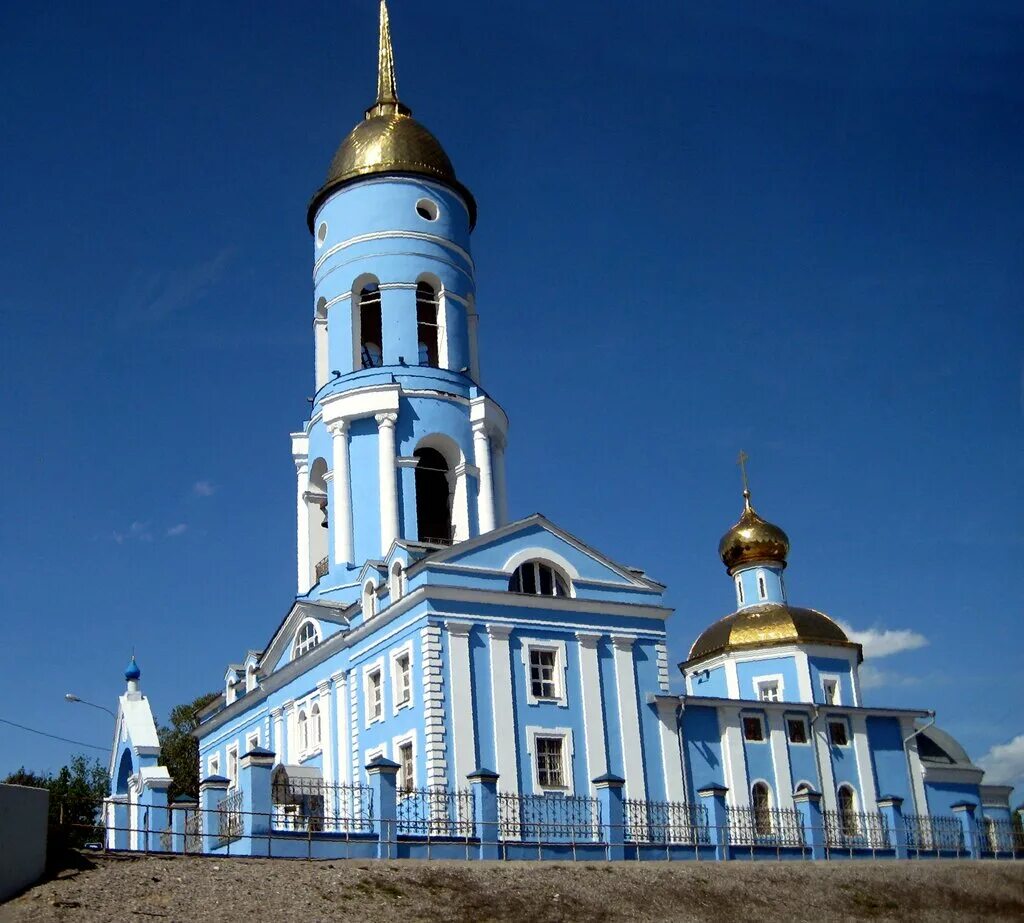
[{"x1": 124, "y1": 656, "x2": 141, "y2": 681}]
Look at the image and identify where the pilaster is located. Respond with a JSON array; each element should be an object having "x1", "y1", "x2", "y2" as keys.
[
  {"x1": 328, "y1": 420, "x2": 354, "y2": 565},
  {"x1": 375, "y1": 412, "x2": 400, "y2": 554}
]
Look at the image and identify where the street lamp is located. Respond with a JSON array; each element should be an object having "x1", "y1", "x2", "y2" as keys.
[{"x1": 64, "y1": 693, "x2": 116, "y2": 719}]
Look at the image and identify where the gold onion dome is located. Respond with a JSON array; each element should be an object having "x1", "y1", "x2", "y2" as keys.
[
  {"x1": 718, "y1": 489, "x2": 790, "y2": 572},
  {"x1": 307, "y1": 0, "x2": 476, "y2": 230},
  {"x1": 686, "y1": 604, "x2": 862, "y2": 665}
]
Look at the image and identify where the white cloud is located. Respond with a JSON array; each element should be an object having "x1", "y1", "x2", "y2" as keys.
[
  {"x1": 837, "y1": 622, "x2": 928, "y2": 659},
  {"x1": 193, "y1": 480, "x2": 216, "y2": 497},
  {"x1": 978, "y1": 735, "x2": 1024, "y2": 787},
  {"x1": 165, "y1": 523, "x2": 188, "y2": 537},
  {"x1": 859, "y1": 664, "x2": 921, "y2": 690}
]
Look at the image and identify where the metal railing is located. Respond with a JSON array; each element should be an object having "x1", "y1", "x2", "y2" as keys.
[
  {"x1": 624, "y1": 798, "x2": 710, "y2": 845},
  {"x1": 823, "y1": 809, "x2": 890, "y2": 850},
  {"x1": 272, "y1": 779, "x2": 373, "y2": 834},
  {"x1": 980, "y1": 819, "x2": 1024, "y2": 856},
  {"x1": 184, "y1": 810, "x2": 202, "y2": 853},
  {"x1": 315, "y1": 557, "x2": 329, "y2": 580},
  {"x1": 396, "y1": 787, "x2": 475, "y2": 837},
  {"x1": 727, "y1": 805, "x2": 804, "y2": 848},
  {"x1": 904, "y1": 813, "x2": 964, "y2": 852},
  {"x1": 497, "y1": 792, "x2": 601, "y2": 842},
  {"x1": 216, "y1": 789, "x2": 244, "y2": 847}
]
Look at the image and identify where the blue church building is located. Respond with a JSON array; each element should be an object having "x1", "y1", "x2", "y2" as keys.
[{"x1": 107, "y1": 2, "x2": 1018, "y2": 860}]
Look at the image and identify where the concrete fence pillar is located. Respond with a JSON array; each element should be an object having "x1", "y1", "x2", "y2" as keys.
[
  {"x1": 199, "y1": 776, "x2": 230, "y2": 855},
  {"x1": 952, "y1": 802, "x2": 981, "y2": 859},
  {"x1": 697, "y1": 784, "x2": 730, "y2": 861},
  {"x1": 876, "y1": 795, "x2": 908, "y2": 859},
  {"x1": 468, "y1": 768, "x2": 499, "y2": 859},
  {"x1": 170, "y1": 798, "x2": 197, "y2": 854},
  {"x1": 593, "y1": 773, "x2": 626, "y2": 860},
  {"x1": 109, "y1": 796, "x2": 129, "y2": 851},
  {"x1": 140, "y1": 780, "x2": 170, "y2": 852},
  {"x1": 240, "y1": 747, "x2": 276, "y2": 857},
  {"x1": 366, "y1": 756, "x2": 400, "y2": 859},
  {"x1": 793, "y1": 789, "x2": 826, "y2": 860}
]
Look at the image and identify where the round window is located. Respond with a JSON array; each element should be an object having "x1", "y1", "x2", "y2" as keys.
[
  {"x1": 415, "y1": 198, "x2": 439, "y2": 221},
  {"x1": 316, "y1": 222, "x2": 328, "y2": 248}
]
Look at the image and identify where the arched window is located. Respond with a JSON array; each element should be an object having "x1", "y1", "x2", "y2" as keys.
[
  {"x1": 310, "y1": 703, "x2": 321, "y2": 749},
  {"x1": 389, "y1": 561, "x2": 405, "y2": 601},
  {"x1": 297, "y1": 710, "x2": 308, "y2": 752},
  {"x1": 359, "y1": 284, "x2": 382, "y2": 368},
  {"x1": 757, "y1": 570, "x2": 767, "y2": 600},
  {"x1": 293, "y1": 621, "x2": 320, "y2": 659},
  {"x1": 305, "y1": 457, "x2": 329, "y2": 586},
  {"x1": 837, "y1": 785, "x2": 858, "y2": 836},
  {"x1": 736, "y1": 575, "x2": 745, "y2": 605},
  {"x1": 314, "y1": 296, "x2": 329, "y2": 389},
  {"x1": 363, "y1": 580, "x2": 377, "y2": 617},
  {"x1": 509, "y1": 560, "x2": 569, "y2": 597},
  {"x1": 414, "y1": 447, "x2": 453, "y2": 544},
  {"x1": 416, "y1": 281, "x2": 440, "y2": 367},
  {"x1": 794, "y1": 781, "x2": 813, "y2": 795},
  {"x1": 752, "y1": 781, "x2": 773, "y2": 836}
]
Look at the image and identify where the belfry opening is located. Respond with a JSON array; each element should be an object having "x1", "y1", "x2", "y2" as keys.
[{"x1": 414, "y1": 447, "x2": 452, "y2": 544}]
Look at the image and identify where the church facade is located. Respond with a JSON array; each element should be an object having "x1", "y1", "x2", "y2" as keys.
[{"x1": 107, "y1": 2, "x2": 1018, "y2": 859}]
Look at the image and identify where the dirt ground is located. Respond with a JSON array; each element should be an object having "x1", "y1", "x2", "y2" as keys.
[{"x1": 2, "y1": 853, "x2": 1023, "y2": 922}]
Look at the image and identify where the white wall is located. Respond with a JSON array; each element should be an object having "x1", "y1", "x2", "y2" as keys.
[{"x1": 0, "y1": 783, "x2": 49, "y2": 900}]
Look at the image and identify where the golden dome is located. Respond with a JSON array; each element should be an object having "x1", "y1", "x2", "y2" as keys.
[
  {"x1": 307, "y1": 1, "x2": 475, "y2": 230},
  {"x1": 718, "y1": 489, "x2": 790, "y2": 572},
  {"x1": 686, "y1": 604, "x2": 861, "y2": 666}
]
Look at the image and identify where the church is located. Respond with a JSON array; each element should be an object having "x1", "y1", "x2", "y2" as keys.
[{"x1": 106, "y1": 2, "x2": 1018, "y2": 860}]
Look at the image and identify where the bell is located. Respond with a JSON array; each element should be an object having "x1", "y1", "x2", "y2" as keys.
[{"x1": 319, "y1": 500, "x2": 329, "y2": 529}]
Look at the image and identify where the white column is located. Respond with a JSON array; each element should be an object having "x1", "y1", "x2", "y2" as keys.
[
  {"x1": 282, "y1": 700, "x2": 296, "y2": 764},
  {"x1": 317, "y1": 680, "x2": 333, "y2": 784},
  {"x1": 472, "y1": 421, "x2": 496, "y2": 534},
  {"x1": 492, "y1": 435, "x2": 509, "y2": 527},
  {"x1": 271, "y1": 707, "x2": 284, "y2": 760},
  {"x1": 850, "y1": 713, "x2": 876, "y2": 812},
  {"x1": 446, "y1": 621, "x2": 476, "y2": 786},
  {"x1": 767, "y1": 710, "x2": 795, "y2": 810},
  {"x1": 654, "y1": 698, "x2": 686, "y2": 802},
  {"x1": 314, "y1": 317, "x2": 329, "y2": 390},
  {"x1": 488, "y1": 625, "x2": 518, "y2": 792},
  {"x1": 813, "y1": 716, "x2": 838, "y2": 812},
  {"x1": 328, "y1": 421, "x2": 354, "y2": 565},
  {"x1": 576, "y1": 633, "x2": 608, "y2": 791},
  {"x1": 375, "y1": 412, "x2": 400, "y2": 555},
  {"x1": 901, "y1": 717, "x2": 929, "y2": 816},
  {"x1": 332, "y1": 671, "x2": 349, "y2": 784},
  {"x1": 612, "y1": 636, "x2": 646, "y2": 800},
  {"x1": 295, "y1": 460, "x2": 310, "y2": 593},
  {"x1": 721, "y1": 711, "x2": 749, "y2": 805}
]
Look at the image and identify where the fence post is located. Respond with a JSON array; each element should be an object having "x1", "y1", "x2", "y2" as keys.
[
  {"x1": 951, "y1": 802, "x2": 980, "y2": 858},
  {"x1": 697, "y1": 784, "x2": 730, "y2": 861},
  {"x1": 199, "y1": 775, "x2": 230, "y2": 855},
  {"x1": 366, "y1": 756, "x2": 400, "y2": 859},
  {"x1": 141, "y1": 778, "x2": 171, "y2": 852},
  {"x1": 109, "y1": 795, "x2": 129, "y2": 850},
  {"x1": 240, "y1": 747, "x2": 276, "y2": 857},
  {"x1": 468, "y1": 768, "x2": 500, "y2": 860},
  {"x1": 876, "y1": 795, "x2": 907, "y2": 859},
  {"x1": 793, "y1": 789, "x2": 826, "y2": 860},
  {"x1": 593, "y1": 773, "x2": 626, "y2": 860},
  {"x1": 170, "y1": 797, "x2": 197, "y2": 854}
]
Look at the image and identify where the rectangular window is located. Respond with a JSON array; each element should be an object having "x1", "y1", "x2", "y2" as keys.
[
  {"x1": 535, "y1": 736, "x2": 565, "y2": 788},
  {"x1": 757, "y1": 572, "x2": 767, "y2": 599},
  {"x1": 369, "y1": 670, "x2": 383, "y2": 721},
  {"x1": 246, "y1": 732, "x2": 259, "y2": 753},
  {"x1": 822, "y1": 678, "x2": 840, "y2": 705},
  {"x1": 208, "y1": 755, "x2": 220, "y2": 777},
  {"x1": 226, "y1": 746, "x2": 238, "y2": 787},
  {"x1": 398, "y1": 741, "x2": 414, "y2": 793},
  {"x1": 736, "y1": 576, "x2": 745, "y2": 604},
  {"x1": 756, "y1": 680, "x2": 780, "y2": 702},
  {"x1": 786, "y1": 717, "x2": 809, "y2": 744},
  {"x1": 828, "y1": 720, "x2": 849, "y2": 747},
  {"x1": 397, "y1": 654, "x2": 412, "y2": 706},
  {"x1": 742, "y1": 716, "x2": 766, "y2": 742},
  {"x1": 529, "y1": 648, "x2": 558, "y2": 699}
]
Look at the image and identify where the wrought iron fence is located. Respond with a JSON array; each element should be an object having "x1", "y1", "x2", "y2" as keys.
[
  {"x1": 159, "y1": 828, "x2": 172, "y2": 852},
  {"x1": 184, "y1": 810, "x2": 202, "y2": 853},
  {"x1": 216, "y1": 789, "x2": 244, "y2": 847},
  {"x1": 980, "y1": 818, "x2": 1024, "y2": 855},
  {"x1": 904, "y1": 813, "x2": 964, "y2": 852},
  {"x1": 726, "y1": 805, "x2": 804, "y2": 848},
  {"x1": 497, "y1": 792, "x2": 601, "y2": 842},
  {"x1": 822, "y1": 809, "x2": 890, "y2": 850},
  {"x1": 624, "y1": 798, "x2": 710, "y2": 845},
  {"x1": 272, "y1": 779, "x2": 373, "y2": 833},
  {"x1": 396, "y1": 787, "x2": 475, "y2": 837},
  {"x1": 315, "y1": 556, "x2": 329, "y2": 580}
]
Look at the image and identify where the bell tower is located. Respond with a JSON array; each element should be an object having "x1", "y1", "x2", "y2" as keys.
[{"x1": 292, "y1": 0, "x2": 508, "y2": 598}]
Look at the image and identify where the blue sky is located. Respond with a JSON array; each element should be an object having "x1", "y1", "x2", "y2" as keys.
[{"x1": 1, "y1": 1, "x2": 1021, "y2": 798}]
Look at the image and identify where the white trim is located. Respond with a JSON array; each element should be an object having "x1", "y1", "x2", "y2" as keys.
[
  {"x1": 525, "y1": 726, "x2": 575, "y2": 794},
  {"x1": 785, "y1": 714, "x2": 811, "y2": 746},
  {"x1": 576, "y1": 633, "x2": 607, "y2": 790},
  {"x1": 821, "y1": 674, "x2": 842, "y2": 706},
  {"x1": 826, "y1": 715, "x2": 851, "y2": 748},
  {"x1": 446, "y1": 621, "x2": 476, "y2": 786},
  {"x1": 724, "y1": 660, "x2": 740, "y2": 699},
  {"x1": 900, "y1": 717, "x2": 929, "y2": 815},
  {"x1": 364, "y1": 744, "x2": 386, "y2": 781},
  {"x1": 654, "y1": 697, "x2": 685, "y2": 802},
  {"x1": 721, "y1": 712, "x2": 748, "y2": 807},
  {"x1": 752, "y1": 673, "x2": 784, "y2": 703},
  {"x1": 612, "y1": 637, "x2": 646, "y2": 800},
  {"x1": 795, "y1": 650, "x2": 814, "y2": 702},
  {"x1": 756, "y1": 569, "x2": 768, "y2": 601},
  {"x1": 487, "y1": 625, "x2": 518, "y2": 794},
  {"x1": 850, "y1": 712, "x2": 876, "y2": 812},
  {"x1": 390, "y1": 641, "x2": 415, "y2": 715},
  {"x1": 392, "y1": 730, "x2": 417, "y2": 794},
  {"x1": 767, "y1": 712, "x2": 794, "y2": 810},
  {"x1": 519, "y1": 636, "x2": 569, "y2": 707},
  {"x1": 503, "y1": 547, "x2": 581, "y2": 585},
  {"x1": 363, "y1": 658, "x2": 385, "y2": 727},
  {"x1": 292, "y1": 619, "x2": 322, "y2": 660},
  {"x1": 245, "y1": 730, "x2": 260, "y2": 753},
  {"x1": 813, "y1": 715, "x2": 838, "y2": 813},
  {"x1": 740, "y1": 712, "x2": 768, "y2": 743},
  {"x1": 313, "y1": 229, "x2": 475, "y2": 277}
]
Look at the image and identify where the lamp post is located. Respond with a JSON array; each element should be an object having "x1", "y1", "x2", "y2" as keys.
[{"x1": 65, "y1": 693, "x2": 116, "y2": 720}]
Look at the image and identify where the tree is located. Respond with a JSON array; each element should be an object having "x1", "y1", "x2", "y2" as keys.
[{"x1": 158, "y1": 690, "x2": 219, "y2": 803}]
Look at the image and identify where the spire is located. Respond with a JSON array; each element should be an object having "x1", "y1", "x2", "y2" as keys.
[
  {"x1": 737, "y1": 449, "x2": 753, "y2": 510},
  {"x1": 367, "y1": 0, "x2": 411, "y2": 119}
]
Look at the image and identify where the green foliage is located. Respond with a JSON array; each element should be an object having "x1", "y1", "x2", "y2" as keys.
[
  {"x1": 158, "y1": 690, "x2": 220, "y2": 802},
  {"x1": 3, "y1": 755, "x2": 109, "y2": 849}
]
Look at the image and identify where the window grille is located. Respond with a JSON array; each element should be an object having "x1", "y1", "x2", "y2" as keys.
[
  {"x1": 529, "y1": 649, "x2": 558, "y2": 700},
  {"x1": 535, "y1": 735, "x2": 565, "y2": 787}
]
